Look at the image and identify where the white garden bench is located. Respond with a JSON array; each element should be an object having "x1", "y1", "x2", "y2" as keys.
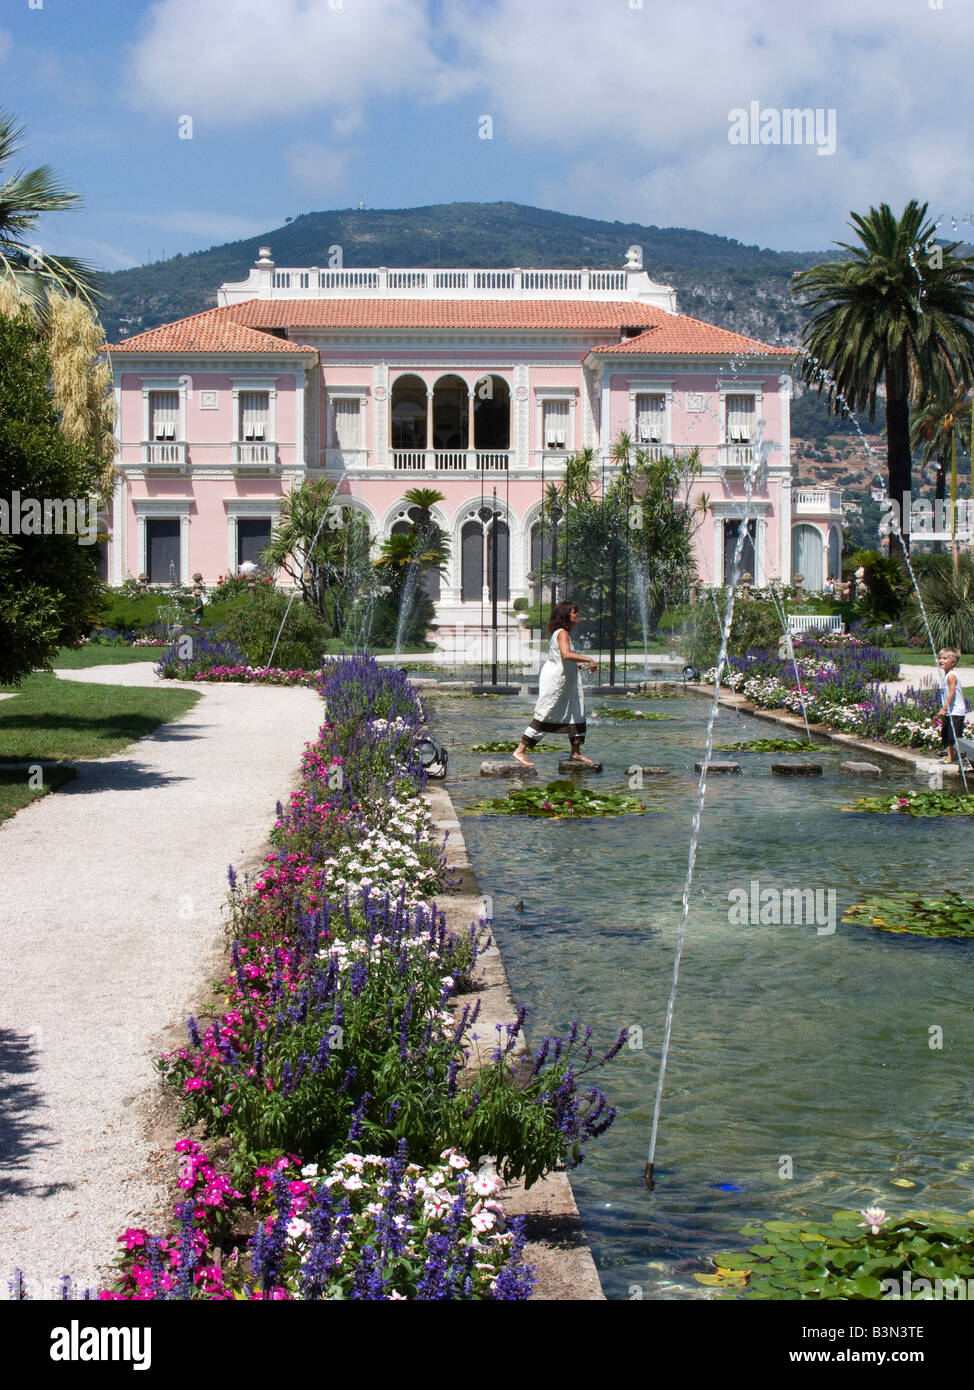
[{"x1": 786, "y1": 614, "x2": 844, "y2": 635}]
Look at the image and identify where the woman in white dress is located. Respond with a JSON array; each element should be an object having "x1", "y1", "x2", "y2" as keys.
[{"x1": 513, "y1": 601, "x2": 598, "y2": 767}]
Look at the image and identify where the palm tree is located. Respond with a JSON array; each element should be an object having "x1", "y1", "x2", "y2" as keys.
[
  {"x1": 792, "y1": 201, "x2": 974, "y2": 555},
  {"x1": 374, "y1": 488, "x2": 449, "y2": 596},
  {"x1": 0, "y1": 111, "x2": 100, "y2": 313}
]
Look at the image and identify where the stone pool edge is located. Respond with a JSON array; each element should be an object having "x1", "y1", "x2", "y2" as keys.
[
  {"x1": 423, "y1": 777, "x2": 606, "y2": 1302},
  {"x1": 688, "y1": 686, "x2": 949, "y2": 776}
]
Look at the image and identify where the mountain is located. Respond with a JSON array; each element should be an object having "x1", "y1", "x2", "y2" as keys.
[{"x1": 97, "y1": 200, "x2": 839, "y2": 345}]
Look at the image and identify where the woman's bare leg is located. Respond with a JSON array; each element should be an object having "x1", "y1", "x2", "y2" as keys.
[
  {"x1": 568, "y1": 736, "x2": 596, "y2": 766},
  {"x1": 512, "y1": 741, "x2": 534, "y2": 767}
]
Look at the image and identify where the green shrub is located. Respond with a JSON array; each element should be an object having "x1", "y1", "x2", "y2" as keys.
[
  {"x1": 218, "y1": 586, "x2": 331, "y2": 670},
  {"x1": 367, "y1": 589, "x2": 436, "y2": 650},
  {"x1": 97, "y1": 591, "x2": 191, "y2": 634}
]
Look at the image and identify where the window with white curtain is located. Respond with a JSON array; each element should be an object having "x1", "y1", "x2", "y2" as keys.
[
  {"x1": 149, "y1": 392, "x2": 179, "y2": 441},
  {"x1": 542, "y1": 399, "x2": 570, "y2": 448},
  {"x1": 635, "y1": 393, "x2": 665, "y2": 444},
  {"x1": 239, "y1": 391, "x2": 270, "y2": 441},
  {"x1": 331, "y1": 398, "x2": 361, "y2": 449},
  {"x1": 791, "y1": 524, "x2": 825, "y2": 590},
  {"x1": 725, "y1": 394, "x2": 754, "y2": 442}
]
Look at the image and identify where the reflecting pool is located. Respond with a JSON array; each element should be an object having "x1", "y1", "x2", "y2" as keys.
[{"x1": 427, "y1": 691, "x2": 974, "y2": 1300}]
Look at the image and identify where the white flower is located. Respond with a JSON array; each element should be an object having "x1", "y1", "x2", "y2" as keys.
[
  {"x1": 300, "y1": 1163, "x2": 320, "y2": 1178},
  {"x1": 472, "y1": 1172, "x2": 503, "y2": 1197},
  {"x1": 287, "y1": 1217, "x2": 310, "y2": 1241},
  {"x1": 471, "y1": 1210, "x2": 497, "y2": 1233}
]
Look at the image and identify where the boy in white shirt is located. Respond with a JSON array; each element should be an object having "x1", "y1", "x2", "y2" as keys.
[{"x1": 935, "y1": 648, "x2": 969, "y2": 766}]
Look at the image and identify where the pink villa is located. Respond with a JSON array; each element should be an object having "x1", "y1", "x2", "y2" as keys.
[{"x1": 106, "y1": 245, "x2": 843, "y2": 636}]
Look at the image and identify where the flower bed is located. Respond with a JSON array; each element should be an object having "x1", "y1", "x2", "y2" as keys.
[
  {"x1": 92, "y1": 655, "x2": 622, "y2": 1301},
  {"x1": 192, "y1": 665, "x2": 321, "y2": 686},
  {"x1": 705, "y1": 636, "x2": 969, "y2": 750}
]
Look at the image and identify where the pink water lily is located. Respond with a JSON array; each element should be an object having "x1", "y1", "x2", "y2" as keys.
[{"x1": 858, "y1": 1205, "x2": 887, "y2": 1234}]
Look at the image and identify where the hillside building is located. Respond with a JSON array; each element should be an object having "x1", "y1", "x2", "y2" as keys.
[{"x1": 105, "y1": 246, "x2": 843, "y2": 633}]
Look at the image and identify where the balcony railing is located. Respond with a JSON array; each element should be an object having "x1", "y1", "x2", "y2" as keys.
[
  {"x1": 217, "y1": 259, "x2": 680, "y2": 313},
  {"x1": 141, "y1": 441, "x2": 187, "y2": 468},
  {"x1": 718, "y1": 443, "x2": 754, "y2": 470},
  {"x1": 233, "y1": 441, "x2": 278, "y2": 468},
  {"x1": 391, "y1": 450, "x2": 510, "y2": 472},
  {"x1": 793, "y1": 487, "x2": 842, "y2": 513}
]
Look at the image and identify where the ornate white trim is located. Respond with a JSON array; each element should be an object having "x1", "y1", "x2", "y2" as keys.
[
  {"x1": 223, "y1": 498, "x2": 282, "y2": 574},
  {"x1": 132, "y1": 498, "x2": 192, "y2": 582}
]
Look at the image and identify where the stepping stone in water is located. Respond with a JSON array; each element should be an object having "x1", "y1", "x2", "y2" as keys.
[
  {"x1": 840, "y1": 760, "x2": 882, "y2": 776},
  {"x1": 627, "y1": 765, "x2": 669, "y2": 776},
  {"x1": 480, "y1": 761, "x2": 537, "y2": 777},
  {"x1": 695, "y1": 761, "x2": 741, "y2": 773},
  {"x1": 558, "y1": 759, "x2": 603, "y2": 773},
  {"x1": 771, "y1": 762, "x2": 822, "y2": 777}
]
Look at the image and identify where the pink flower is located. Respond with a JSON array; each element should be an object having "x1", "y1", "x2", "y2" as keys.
[{"x1": 858, "y1": 1205, "x2": 887, "y2": 1235}]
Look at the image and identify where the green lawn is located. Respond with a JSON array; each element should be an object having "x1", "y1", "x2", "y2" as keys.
[
  {"x1": 53, "y1": 645, "x2": 163, "y2": 668},
  {"x1": 0, "y1": 765, "x2": 78, "y2": 824},
  {"x1": 0, "y1": 673, "x2": 200, "y2": 764}
]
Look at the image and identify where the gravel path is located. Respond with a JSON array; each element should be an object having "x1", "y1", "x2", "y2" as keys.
[
  {"x1": 0, "y1": 667, "x2": 323, "y2": 1296},
  {"x1": 880, "y1": 661, "x2": 974, "y2": 700}
]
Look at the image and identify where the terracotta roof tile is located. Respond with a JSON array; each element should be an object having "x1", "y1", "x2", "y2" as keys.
[
  {"x1": 231, "y1": 298, "x2": 670, "y2": 330},
  {"x1": 109, "y1": 299, "x2": 789, "y2": 356},
  {"x1": 589, "y1": 317, "x2": 789, "y2": 358},
  {"x1": 109, "y1": 309, "x2": 315, "y2": 354}
]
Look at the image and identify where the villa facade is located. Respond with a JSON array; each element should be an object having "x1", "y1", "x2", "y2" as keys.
[{"x1": 105, "y1": 246, "x2": 844, "y2": 630}]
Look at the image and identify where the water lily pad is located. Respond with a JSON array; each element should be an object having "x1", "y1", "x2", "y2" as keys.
[
  {"x1": 470, "y1": 780, "x2": 654, "y2": 818},
  {"x1": 842, "y1": 891, "x2": 974, "y2": 938}
]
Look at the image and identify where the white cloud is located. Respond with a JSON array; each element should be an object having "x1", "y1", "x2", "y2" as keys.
[
  {"x1": 126, "y1": 0, "x2": 471, "y2": 124},
  {"x1": 285, "y1": 141, "x2": 355, "y2": 196},
  {"x1": 441, "y1": 0, "x2": 974, "y2": 248}
]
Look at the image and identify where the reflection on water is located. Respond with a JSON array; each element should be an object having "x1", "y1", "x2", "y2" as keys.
[{"x1": 427, "y1": 692, "x2": 974, "y2": 1301}]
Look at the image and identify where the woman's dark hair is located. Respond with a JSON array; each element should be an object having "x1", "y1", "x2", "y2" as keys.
[{"x1": 548, "y1": 600, "x2": 578, "y2": 634}]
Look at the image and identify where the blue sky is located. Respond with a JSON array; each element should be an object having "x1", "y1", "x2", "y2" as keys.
[{"x1": 4, "y1": 0, "x2": 973, "y2": 273}]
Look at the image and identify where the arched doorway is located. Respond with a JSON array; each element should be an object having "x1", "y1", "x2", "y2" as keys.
[
  {"x1": 792, "y1": 523, "x2": 825, "y2": 590},
  {"x1": 432, "y1": 375, "x2": 469, "y2": 450},
  {"x1": 460, "y1": 507, "x2": 509, "y2": 603},
  {"x1": 390, "y1": 375, "x2": 427, "y2": 449}
]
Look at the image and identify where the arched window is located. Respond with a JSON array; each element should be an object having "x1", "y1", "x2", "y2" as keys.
[
  {"x1": 460, "y1": 507, "x2": 509, "y2": 602},
  {"x1": 390, "y1": 375, "x2": 427, "y2": 449},
  {"x1": 432, "y1": 375, "x2": 469, "y2": 451},
  {"x1": 792, "y1": 524, "x2": 825, "y2": 590},
  {"x1": 473, "y1": 375, "x2": 511, "y2": 450}
]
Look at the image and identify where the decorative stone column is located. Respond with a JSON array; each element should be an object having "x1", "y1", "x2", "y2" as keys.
[
  {"x1": 425, "y1": 389, "x2": 434, "y2": 471},
  {"x1": 467, "y1": 388, "x2": 476, "y2": 470}
]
